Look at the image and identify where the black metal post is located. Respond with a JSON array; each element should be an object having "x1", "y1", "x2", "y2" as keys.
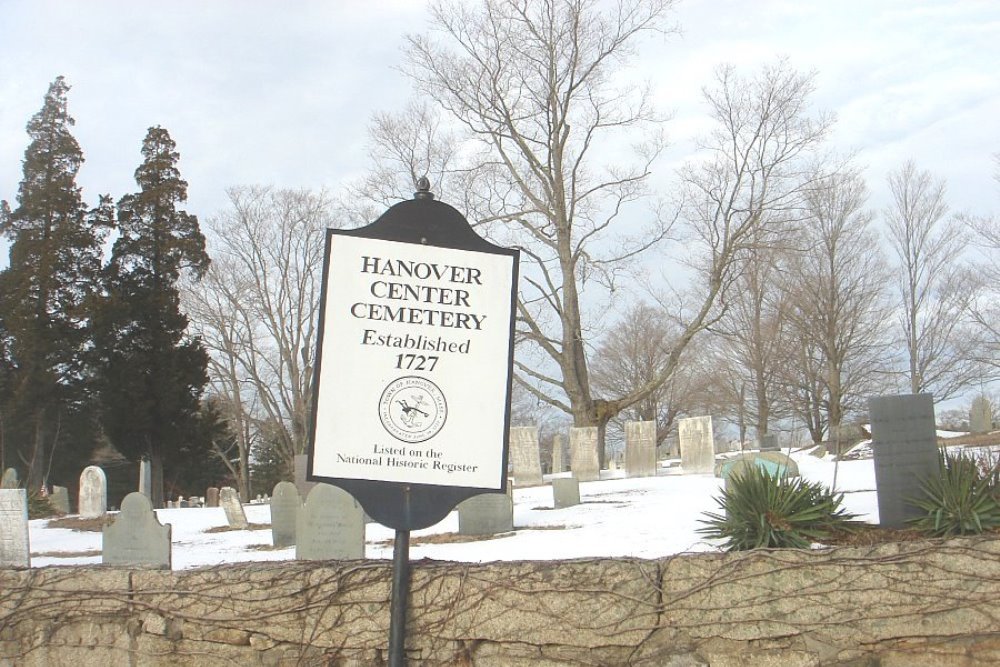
[{"x1": 388, "y1": 528, "x2": 411, "y2": 667}]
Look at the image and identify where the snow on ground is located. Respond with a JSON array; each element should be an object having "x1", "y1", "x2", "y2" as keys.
[{"x1": 29, "y1": 451, "x2": 881, "y2": 571}]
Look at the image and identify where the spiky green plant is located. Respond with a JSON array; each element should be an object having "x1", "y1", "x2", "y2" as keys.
[
  {"x1": 698, "y1": 466, "x2": 858, "y2": 551},
  {"x1": 908, "y1": 452, "x2": 1000, "y2": 537}
]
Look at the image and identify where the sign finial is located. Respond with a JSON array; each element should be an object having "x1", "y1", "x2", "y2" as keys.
[{"x1": 414, "y1": 176, "x2": 435, "y2": 200}]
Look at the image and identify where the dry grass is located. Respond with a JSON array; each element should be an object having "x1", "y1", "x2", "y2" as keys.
[
  {"x1": 203, "y1": 523, "x2": 270, "y2": 533},
  {"x1": 45, "y1": 516, "x2": 111, "y2": 532}
]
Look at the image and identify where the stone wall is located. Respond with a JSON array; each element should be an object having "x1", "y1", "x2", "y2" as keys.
[{"x1": 3, "y1": 537, "x2": 1000, "y2": 666}]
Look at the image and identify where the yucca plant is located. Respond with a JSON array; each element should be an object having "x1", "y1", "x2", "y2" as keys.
[
  {"x1": 908, "y1": 452, "x2": 1000, "y2": 537},
  {"x1": 698, "y1": 465, "x2": 858, "y2": 551}
]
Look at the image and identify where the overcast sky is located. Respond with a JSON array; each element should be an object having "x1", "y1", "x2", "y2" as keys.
[{"x1": 1, "y1": 0, "x2": 998, "y2": 228}]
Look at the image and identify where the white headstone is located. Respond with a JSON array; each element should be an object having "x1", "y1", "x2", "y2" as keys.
[
  {"x1": 551, "y1": 434, "x2": 564, "y2": 474},
  {"x1": 50, "y1": 486, "x2": 70, "y2": 514},
  {"x1": 569, "y1": 427, "x2": 600, "y2": 481},
  {"x1": 970, "y1": 396, "x2": 993, "y2": 434},
  {"x1": 457, "y1": 488, "x2": 514, "y2": 536},
  {"x1": 679, "y1": 416, "x2": 715, "y2": 474},
  {"x1": 0, "y1": 489, "x2": 30, "y2": 568},
  {"x1": 510, "y1": 426, "x2": 544, "y2": 486},
  {"x1": 270, "y1": 481, "x2": 301, "y2": 548},
  {"x1": 1, "y1": 468, "x2": 18, "y2": 489},
  {"x1": 138, "y1": 459, "x2": 152, "y2": 498},
  {"x1": 295, "y1": 484, "x2": 364, "y2": 560},
  {"x1": 551, "y1": 477, "x2": 580, "y2": 509},
  {"x1": 624, "y1": 420, "x2": 657, "y2": 478},
  {"x1": 102, "y1": 492, "x2": 171, "y2": 569},
  {"x1": 79, "y1": 466, "x2": 108, "y2": 519},
  {"x1": 220, "y1": 487, "x2": 249, "y2": 529}
]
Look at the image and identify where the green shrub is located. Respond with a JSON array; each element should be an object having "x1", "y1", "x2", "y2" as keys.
[
  {"x1": 27, "y1": 491, "x2": 56, "y2": 520},
  {"x1": 698, "y1": 466, "x2": 858, "y2": 551},
  {"x1": 908, "y1": 452, "x2": 1000, "y2": 537}
]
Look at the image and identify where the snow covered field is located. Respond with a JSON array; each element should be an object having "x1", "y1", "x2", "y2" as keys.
[{"x1": 28, "y1": 451, "x2": 882, "y2": 571}]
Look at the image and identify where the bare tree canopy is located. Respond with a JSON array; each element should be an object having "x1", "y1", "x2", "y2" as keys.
[
  {"x1": 381, "y1": 0, "x2": 834, "y2": 464},
  {"x1": 184, "y1": 186, "x2": 334, "y2": 495},
  {"x1": 396, "y1": 0, "x2": 683, "y2": 464},
  {"x1": 781, "y1": 166, "x2": 893, "y2": 445},
  {"x1": 884, "y1": 160, "x2": 985, "y2": 399}
]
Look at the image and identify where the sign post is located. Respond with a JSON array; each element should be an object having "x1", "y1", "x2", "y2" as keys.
[{"x1": 307, "y1": 179, "x2": 519, "y2": 664}]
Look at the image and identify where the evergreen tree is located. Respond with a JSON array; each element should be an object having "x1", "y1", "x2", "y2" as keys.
[
  {"x1": 95, "y1": 126, "x2": 210, "y2": 507},
  {"x1": 0, "y1": 77, "x2": 107, "y2": 491}
]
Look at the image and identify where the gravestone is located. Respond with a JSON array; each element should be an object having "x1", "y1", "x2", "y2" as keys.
[
  {"x1": 678, "y1": 416, "x2": 715, "y2": 474},
  {"x1": 715, "y1": 452, "x2": 799, "y2": 481},
  {"x1": 206, "y1": 487, "x2": 220, "y2": 508},
  {"x1": 510, "y1": 426, "x2": 544, "y2": 486},
  {"x1": 970, "y1": 396, "x2": 992, "y2": 434},
  {"x1": 50, "y1": 486, "x2": 70, "y2": 514},
  {"x1": 625, "y1": 420, "x2": 657, "y2": 478},
  {"x1": 295, "y1": 484, "x2": 364, "y2": 560},
  {"x1": 458, "y1": 488, "x2": 514, "y2": 536},
  {"x1": 569, "y1": 427, "x2": 600, "y2": 482},
  {"x1": 0, "y1": 489, "x2": 30, "y2": 568},
  {"x1": 757, "y1": 433, "x2": 779, "y2": 451},
  {"x1": 138, "y1": 458, "x2": 152, "y2": 498},
  {"x1": 1, "y1": 468, "x2": 18, "y2": 489},
  {"x1": 102, "y1": 492, "x2": 171, "y2": 569},
  {"x1": 294, "y1": 454, "x2": 317, "y2": 499},
  {"x1": 270, "y1": 481, "x2": 301, "y2": 548},
  {"x1": 869, "y1": 393, "x2": 940, "y2": 528},
  {"x1": 219, "y1": 487, "x2": 249, "y2": 529},
  {"x1": 79, "y1": 466, "x2": 108, "y2": 519},
  {"x1": 551, "y1": 434, "x2": 564, "y2": 474},
  {"x1": 551, "y1": 477, "x2": 580, "y2": 509}
]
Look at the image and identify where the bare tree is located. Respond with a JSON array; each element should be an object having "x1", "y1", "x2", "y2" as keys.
[
  {"x1": 967, "y1": 154, "x2": 1000, "y2": 374},
  {"x1": 885, "y1": 160, "x2": 982, "y2": 399},
  {"x1": 184, "y1": 186, "x2": 334, "y2": 495},
  {"x1": 780, "y1": 166, "x2": 893, "y2": 448},
  {"x1": 708, "y1": 244, "x2": 794, "y2": 442},
  {"x1": 395, "y1": 1, "x2": 831, "y2": 466},
  {"x1": 590, "y1": 302, "x2": 711, "y2": 447}
]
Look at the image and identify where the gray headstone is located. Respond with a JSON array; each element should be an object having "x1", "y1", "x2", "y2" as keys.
[
  {"x1": 1, "y1": 468, "x2": 18, "y2": 489},
  {"x1": 970, "y1": 396, "x2": 992, "y2": 434},
  {"x1": 220, "y1": 487, "x2": 249, "y2": 529},
  {"x1": 138, "y1": 458, "x2": 152, "y2": 498},
  {"x1": 679, "y1": 416, "x2": 715, "y2": 474},
  {"x1": 551, "y1": 477, "x2": 580, "y2": 509},
  {"x1": 551, "y1": 434, "x2": 564, "y2": 474},
  {"x1": 102, "y1": 492, "x2": 171, "y2": 569},
  {"x1": 270, "y1": 481, "x2": 301, "y2": 548},
  {"x1": 295, "y1": 454, "x2": 317, "y2": 499},
  {"x1": 510, "y1": 426, "x2": 544, "y2": 486},
  {"x1": 50, "y1": 486, "x2": 70, "y2": 514},
  {"x1": 869, "y1": 393, "x2": 940, "y2": 528},
  {"x1": 0, "y1": 489, "x2": 30, "y2": 568},
  {"x1": 79, "y1": 466, "x2": 108, "y2": 519},
  {"x1": 757, "y1": 433, "x2": 779, "y2": 451},
  {"x1": 458, "y1": 489, "x2": 514, "y2": 536},
  {"x1": 569, "y1": 427, "x2": 600, "y2": 482},
  {"x1": 625, "y1": 420, "x2": 657, "y2": 478},
  {"x1": 295, "y1": 484, "x2": 364, "y2": 560},
  {"x1": 206, "y1": 487, "x2": 220, "y2": 508}
]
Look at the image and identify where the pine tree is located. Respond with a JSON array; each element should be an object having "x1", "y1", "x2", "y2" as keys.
[
  {"x1": 0, "y1": 77, "x2": 107, "y2": 491},
  {"x1": 95, "y1": 126, "x2": 210, "y2": 507}
]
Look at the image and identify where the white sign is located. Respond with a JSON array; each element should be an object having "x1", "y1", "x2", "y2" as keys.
[{"x1": 311, "y1": 234, "x2": 516, "y2": 489}]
